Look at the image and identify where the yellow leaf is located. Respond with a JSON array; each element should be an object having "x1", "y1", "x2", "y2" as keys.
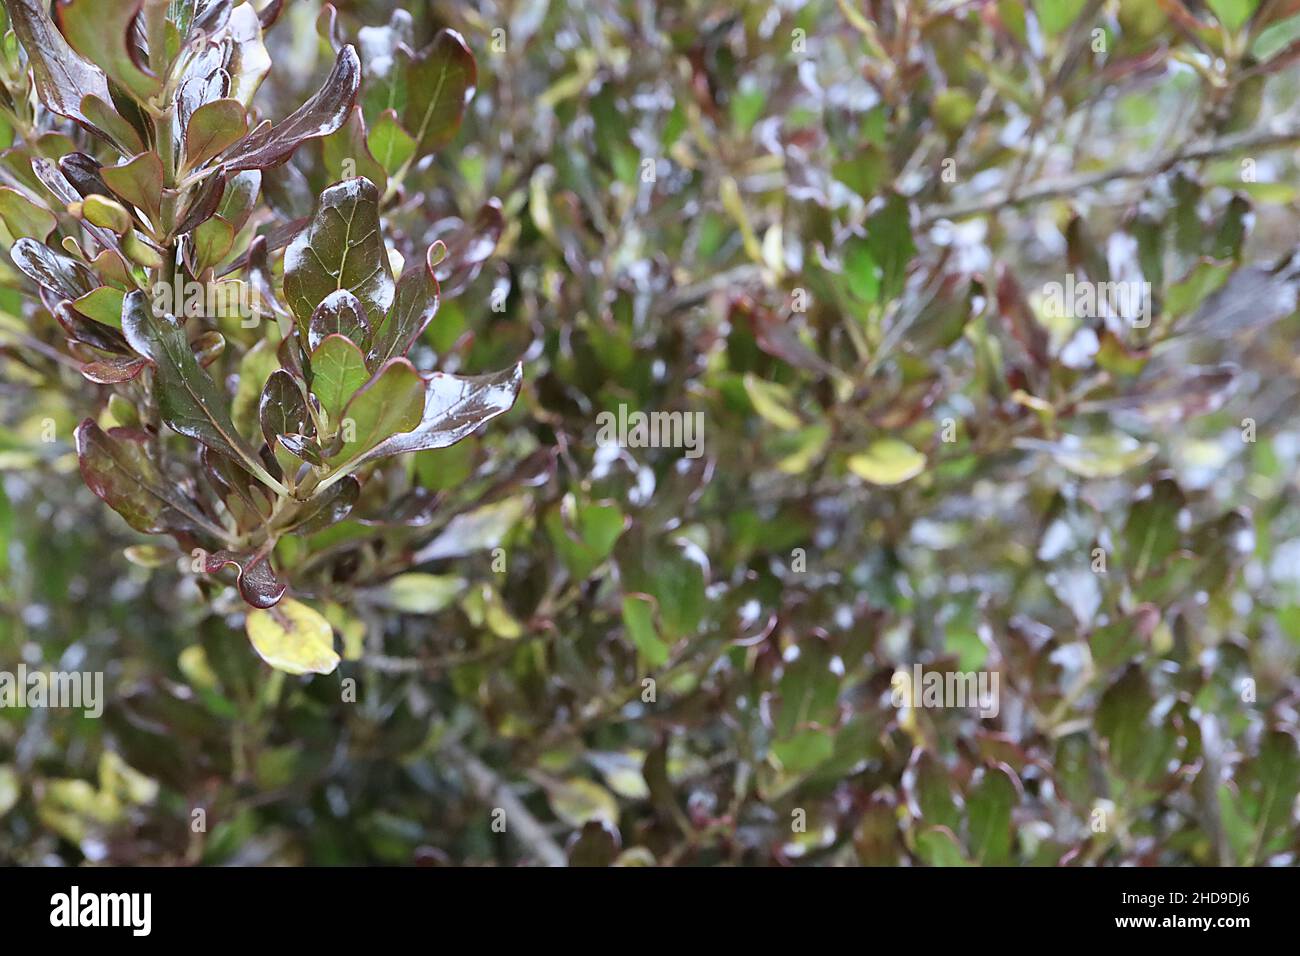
[
  {"x1": 245, "y1": 598, "x2": 340, "y2": 675},
  {"x1": 848, "y1": 439, "x2": 927, "y2": 486}
]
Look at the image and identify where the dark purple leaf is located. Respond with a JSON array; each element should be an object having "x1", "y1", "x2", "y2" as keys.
[
  {"x1": 218, "y1": 45, "x2": 360, "y2": 172},
  {"x1": 10, "y1": 239, "x2": 97, "y2": 302},
  {"x1": 368, "y1": 250, "x2": 438, "y2": 367},
  {"x1": 3, "y1": 0, "x2": 113, "y2": 134},
  {"x1": 285, "y1": 475, "x2": 360, "y2": 534},
  {"x1": 258, "y1": 368, "x2": 311, "y2": 447},
  {"x1": 201, "y1": 549, "x2": 287, "y2": 608}
]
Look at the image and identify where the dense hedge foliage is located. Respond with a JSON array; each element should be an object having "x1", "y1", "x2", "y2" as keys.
[{"x1": 1, "y1": 0, "x2": 1299, "y2": 866}]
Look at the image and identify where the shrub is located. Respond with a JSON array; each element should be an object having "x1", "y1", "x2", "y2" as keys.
[{"x1": 0, "y1": 0, "x2": 1298, "y2": 867}]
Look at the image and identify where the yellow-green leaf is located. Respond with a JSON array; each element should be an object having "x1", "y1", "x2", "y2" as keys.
[
  {"x1": 848, "y1": 439, "x2": 927, "y2": 485},
  {"x1": 245, "y1": 598, "x2": 340, "y2": 675}
]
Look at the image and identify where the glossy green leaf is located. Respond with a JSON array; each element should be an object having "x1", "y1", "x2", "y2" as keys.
[
  {"x1": 310, "y1": 333, "x2": 370, "y2": 423},
  {"x1": 283, "y1": 176, "x2": 393, "y2": 329},
  {"x1": 0, "y1": 186, "x2": 56, "y2": 239},
  {"x1": 330, "y1": 357, "x2": 425, "y2": 461}
]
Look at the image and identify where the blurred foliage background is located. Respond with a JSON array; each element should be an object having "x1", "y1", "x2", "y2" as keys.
[{"x1": 3, "y1": 0, "x2": 1300, "y2": 865}]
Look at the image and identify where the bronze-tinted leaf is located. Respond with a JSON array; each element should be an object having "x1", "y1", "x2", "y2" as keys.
[
  {"x1": 308, "y1": 288, "x2": 370, "y2": 352},
  {"x1": 174, "y1": 170, "x2": 228, "y2": 235},
  {"x1": 120, "y1": 290, "x2": 270, "y2": 479},
  {"x1": 81, "y1": 354, "x2": 147, "y2": 383},
  {"x1": 283, "y1": 176, "x2": 393, "y2": 328},
  {"x1": 353, "y1": 363, "x2": 522, "y2": 466},
  {"x1": 276, "y1": 433, "x2": 323, "y2": 466},
  {"x1": 403, "y1": 29, "x2": 477, "y2": 156},
  {"x1": 75, "y1": 419, "x2": 220, "y2": 537},
  {"x1": 284, "y1": 475, "x2": 359, "y2": 534},
  {"x1": 184, "y1": 98, "x2": 249, "y2": 171}
]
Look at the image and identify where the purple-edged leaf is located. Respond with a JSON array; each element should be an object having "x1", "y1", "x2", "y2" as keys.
[
  {"x1": 10, "y1": 238, "x2": 97, "y2": 301},
  {"x1": 369, "y1": 249, "x2": 439, "y2": 367},
  {"x1": 309, "y1": 288, "x2": 370, "y2": 351},
  {"x1": 0, "y1": 186, "x2": 57, "y2": 240},
  {"x1": 188, "y1": 215, "x2": 236, "y2": 273},
  {"x1": 285, "y1": 475, "x2": 360, "y2": 534},
  {"x1": 354, "y1": 363, "x2": 522, "y2": 466},
  {"x1": 100, "y1": 151, "x2": 164, "y2": 223},
  {"x1": 403, "y1": 29, "x2": 476, "y2": 156},
  {"x1": 432, "y1": 199, "x2": 504, "y2": 297},
  {"x1": 330, "y1": 357, "x2": 425, "y2": 461},
  {"x1": 283, "y1": 176, "x2": 393, "y2": 328},
  {"x1": 121, "y1": 289, "x2": 264, "y2": 467},
  {"x1": 218, "y1": 45, "x2": 360, "y2": 172},
  {"x1": 184, "y1": 98, "x2": 249, "y2": 171},
  {"x1": 201, "y1": 549, "x2": 287, "y2": 609},
  {"x1": 310, "y1": 333, "x2": 369, "y2": 422},
  {"x1": 259, "y1": 369, "x2": 311, "y2": 447},
  {"x1": 3, "y1": 0, "x2": 113, "y2": 130},
  {"x1": 75, "y1": 419, "x2": 217, "y2": 536},
  {"x1": 56, "y1": 0, "x2": 161, "y2": 103}
]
